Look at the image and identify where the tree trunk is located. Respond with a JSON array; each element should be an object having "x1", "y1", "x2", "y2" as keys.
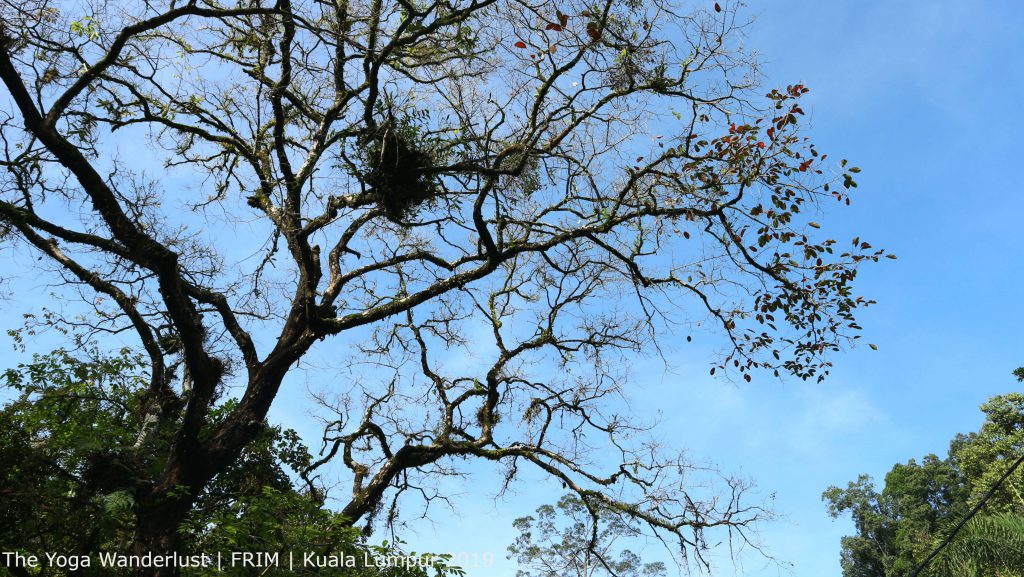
[
  {"x1": 131, "y1": 492, "x2": 193, "y2": 577},
  {"x1": 126, "y1": 370, "x2": 292, "y2": 576}
]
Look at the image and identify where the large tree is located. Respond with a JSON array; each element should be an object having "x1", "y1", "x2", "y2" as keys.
[{"x1": 0, "y1": 0, "x2": 880, "y2": 574}]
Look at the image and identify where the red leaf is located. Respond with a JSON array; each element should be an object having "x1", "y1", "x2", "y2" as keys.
[
  {"x1": 714, "y1": 2, "x2": 722, "y2": 12},
  {"x1": 514, "y1": 41, "x2": 527, "y2": 48},
  {"x1": 545, "y1": 23, "x2": 563, "y2": 31},
  {"x1": 558, "y1": 12, "x2": 569, "y2": 26},
  {"x1": 758, "y1": 141, "x2": 765, "y2": 149},
  {"x1": 586, "y1": 28, "x2": 601, "y2": 40}
]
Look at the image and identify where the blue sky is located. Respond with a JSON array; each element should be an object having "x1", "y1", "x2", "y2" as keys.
[
  {"x1": 341, "y1": 1, "x2": 1024, "y2": 575},
  {"x1": 3, "y1": 1, "x2": 1024, "y2": 576}
]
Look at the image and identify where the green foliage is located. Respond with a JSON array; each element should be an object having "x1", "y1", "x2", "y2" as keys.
[
  {"x1": 951, "y1": 394, "x2": 1024, "y2": 513},
  {"x1": 0, "y1": 350, "x2": 460, "y2": 577},
  {"x1": 1, "y1": 348, "x2": 149, "y2": 561},
  {"x1": 824, "y1": 375, "x2": 1024, "y2": 577},
  {"x1": 508, "y1": 495, "x2": 666, "y2": 577},
  {"x1": 70, "y1": 17, "x2": 101, "y2": 41}
]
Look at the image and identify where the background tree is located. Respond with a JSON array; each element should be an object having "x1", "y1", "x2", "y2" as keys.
[
  {"x1": 822, "y1": 457, "x2": 968, "y2": 577},
  {"x1": 508, "y1": 495, "x2": 667, "y2": 577},
  {"x1": 0, "y1": 0, "x2": 881, "y2": 574},
  {"x1": 824, "y1": 372, "x2": 1024, "y2": 577}
]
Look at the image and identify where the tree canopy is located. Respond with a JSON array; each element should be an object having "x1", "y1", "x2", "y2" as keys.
[{"x1": 0, "y1": 0, "x2": 880, "y2": 574}]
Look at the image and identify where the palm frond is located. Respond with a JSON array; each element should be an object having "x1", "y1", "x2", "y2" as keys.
[{"x1": 927, "y1": 513, "x2": 1024, "y2": 577}]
